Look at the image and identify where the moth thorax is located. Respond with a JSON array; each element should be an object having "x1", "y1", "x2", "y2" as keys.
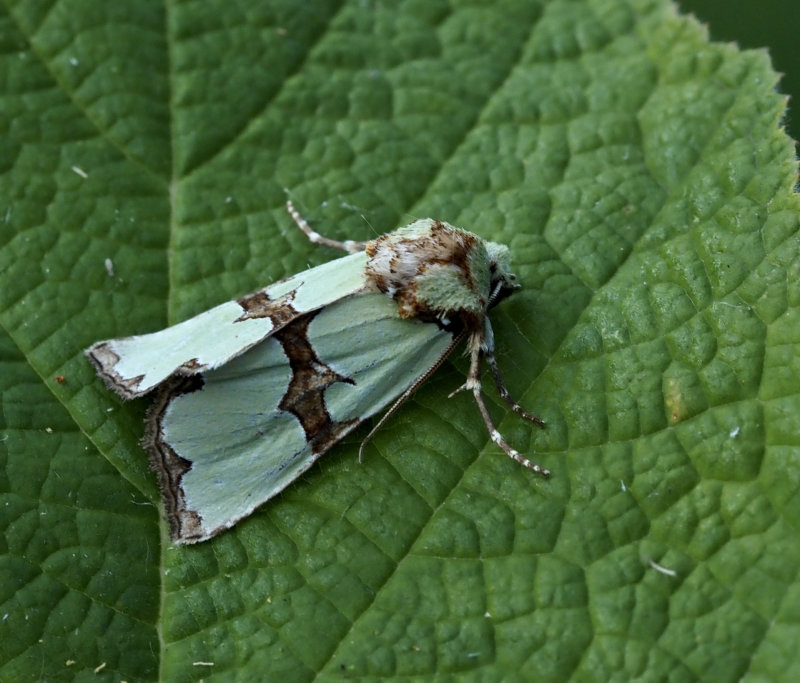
[{"x1": 365, "y1": 219, "x2": 492, "y2": 321}]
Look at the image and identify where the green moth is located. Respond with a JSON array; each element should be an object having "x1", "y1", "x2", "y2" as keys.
[{"x1": 86, "y1": 202, "x2": 547, "y2": 544}]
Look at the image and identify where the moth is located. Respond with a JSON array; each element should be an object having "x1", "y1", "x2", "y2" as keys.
[{"x1": 86, "y1": 202, "x2": 547, "y2": 544}]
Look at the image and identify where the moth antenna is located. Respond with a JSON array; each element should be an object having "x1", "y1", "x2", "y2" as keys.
[
  {"x1": 286, "y1": 200, "x2": 368, "y2": 254},
  {"x1": 358, "y1": 330, "x2": 467, "y2": 462},
  {"x1": 484, "y1": 348, "x2": 545, "y2": 427},
  {"x1": 358, "y1": 212, "x2": 382, "y2": 240}
]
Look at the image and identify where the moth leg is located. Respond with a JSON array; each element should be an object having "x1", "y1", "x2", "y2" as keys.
[
  {"x1": 286, "y1": 200, "x2": 368, "y2": 254},
  {"x1": 453, "y1": 331, "x2": 550, "y2": 477},
  {"x1": 484, "y1": 348, "x2": 545, "y2": 427}
]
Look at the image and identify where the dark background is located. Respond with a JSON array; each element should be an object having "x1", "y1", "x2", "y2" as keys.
[{"x1": 679, "y1": 0, "x2": 800, "y2": 147}]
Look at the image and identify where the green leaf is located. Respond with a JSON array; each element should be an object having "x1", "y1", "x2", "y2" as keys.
[{"x1": 2, "y1": 0, "x2": 799, "y2": 680}]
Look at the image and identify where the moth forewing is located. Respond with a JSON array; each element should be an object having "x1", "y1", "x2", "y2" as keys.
[
  {"x1": 86, "y1": 201, "x2": 546, "y2": 544},
  {"x1": 147, "y1": 295, "x2": 454, "y2": 543},
  {"x1": 84, "y1": 249, "x2": 368, "y2": 399}
]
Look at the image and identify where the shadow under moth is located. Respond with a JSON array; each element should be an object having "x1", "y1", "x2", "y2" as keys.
[{"x1": 86, "y1": 202, "x2": 547, "y2": 544}]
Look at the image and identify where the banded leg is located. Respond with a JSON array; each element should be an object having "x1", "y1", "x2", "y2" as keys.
[
  {"x1": 484, "y1": 347, "x2": 545, "y2": 427},
  {"x1": 286, "y1": 200, "x2": 368, "y2": 254},
  {"x1": 450, "y1": 332, "x2": 549, "y2": 476}
]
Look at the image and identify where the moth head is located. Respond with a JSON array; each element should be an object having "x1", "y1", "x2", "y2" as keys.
[{"x1": 484, "y1": 241, "x2": 520, "y2": 308}]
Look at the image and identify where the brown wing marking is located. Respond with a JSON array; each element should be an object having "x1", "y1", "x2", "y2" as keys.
[{"x1": 273, "y1": 311, "x2": 359, "y2": 454}]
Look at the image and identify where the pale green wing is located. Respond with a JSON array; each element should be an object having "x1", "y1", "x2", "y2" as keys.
[
  {"x1": 151, "y1": 292, "x2": 454, "y2": 543},
  {"x1": 85, "y1": 251, "x2": 368, "y2": 398}
]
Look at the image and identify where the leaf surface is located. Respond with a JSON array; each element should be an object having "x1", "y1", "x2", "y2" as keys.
[{"x1": 1, "y1": 1, "x2": 799, "y2": 680}]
